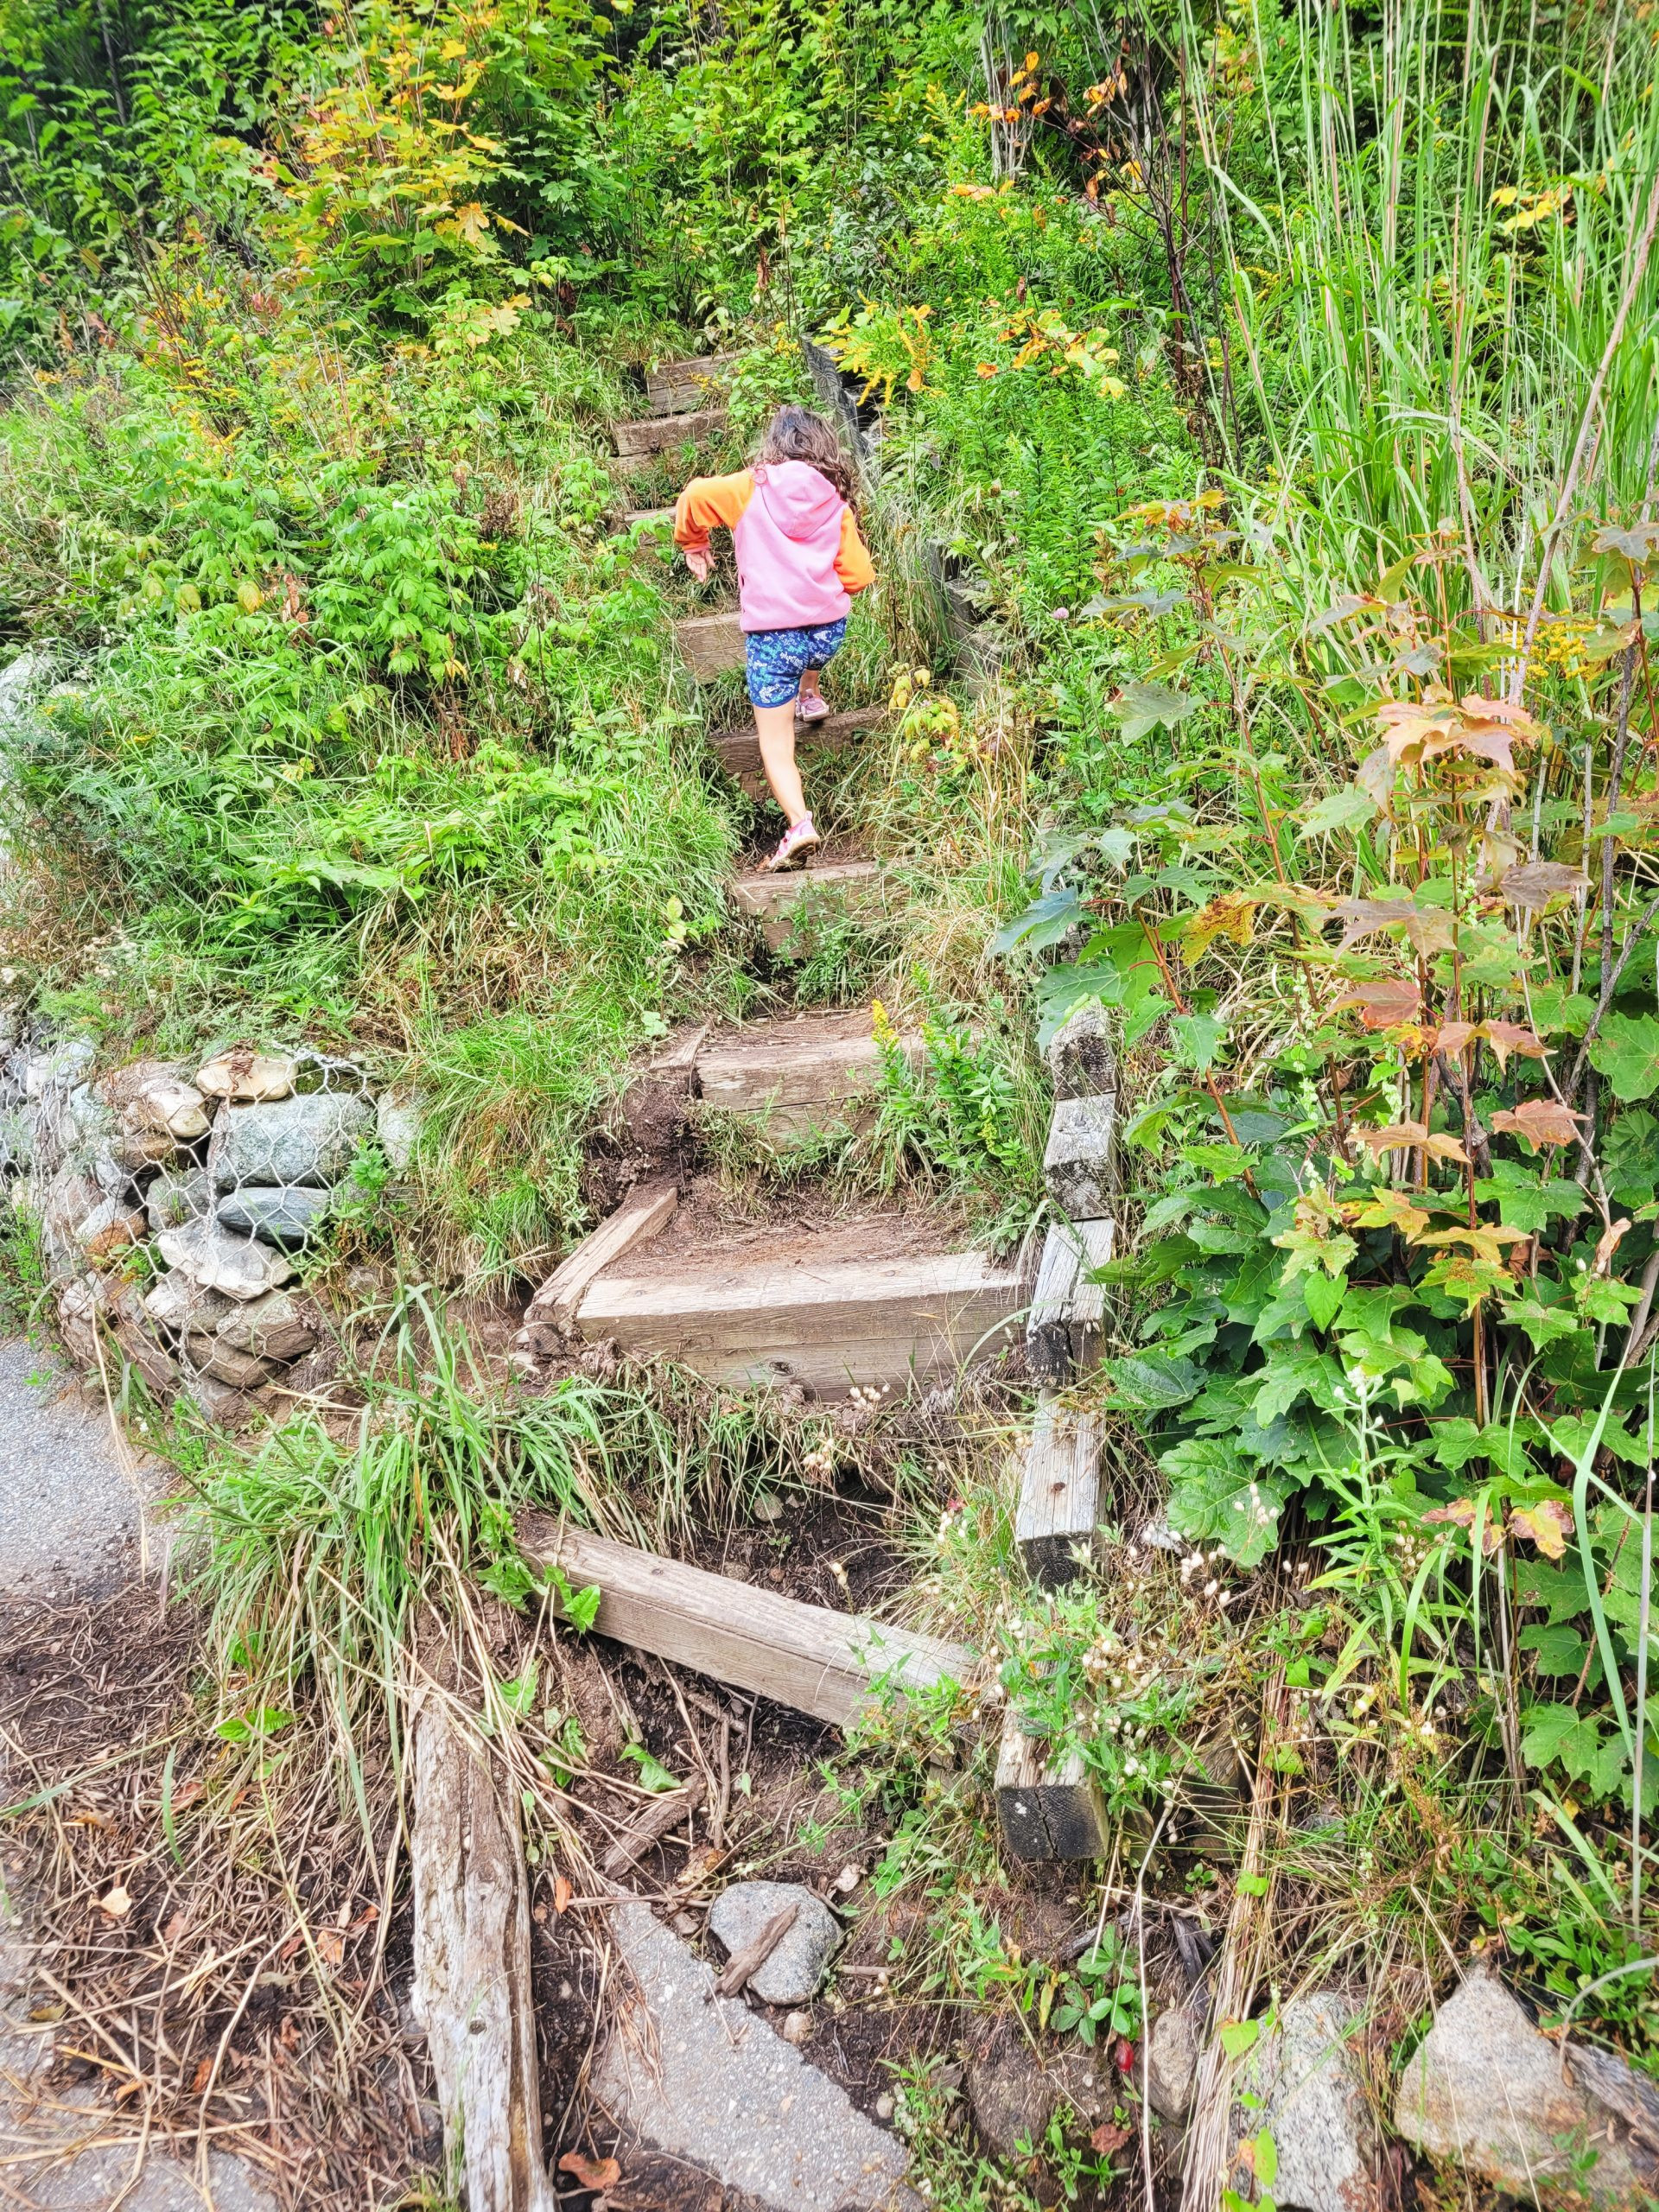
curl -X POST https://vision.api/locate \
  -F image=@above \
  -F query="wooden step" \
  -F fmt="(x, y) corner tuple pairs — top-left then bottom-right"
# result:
(517, 1516), (969, 1727)
(677, 609), (746, 681)
(613, 405), (728, 459)
(573, 1241), (1029, 1399)
(711, 705), (885, 799)
(645, 352), (742, 416)
(729, 859), (895, 952)
(696, 1010), (919, 1135)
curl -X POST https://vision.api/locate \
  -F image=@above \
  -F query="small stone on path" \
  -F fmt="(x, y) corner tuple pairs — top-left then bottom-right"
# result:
(595, 1900), (918, 2212)
(707, 1879), (843, 2005)
(1146, 2004), (1199, 2121)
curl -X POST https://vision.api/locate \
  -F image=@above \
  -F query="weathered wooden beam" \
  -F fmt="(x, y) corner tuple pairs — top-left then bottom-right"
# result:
(1027, 1217), (1115, 1387)
(645, 353), (741, 415)
(1045, 1001), (1118, 1102)
(995, 1718), (1108, 1862)
(514, 1177), (678, 1361)
(676, 609), (746, 680)
(710, 705), (885, 798)
(1043, 1093), (1116, 1219)
(517, 1516), (969, 1728)
(410, 1657), (556, 2212)
(729, 859), (896, 952)
(613, 404), (727, 458)
(573, 1243), (1028, 1399)
(1014, 1395), (1104, 1586)
(696, 1013), (919, 1135)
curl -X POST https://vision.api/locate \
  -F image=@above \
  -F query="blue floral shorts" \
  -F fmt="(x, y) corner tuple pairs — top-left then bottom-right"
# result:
(744, 618), (848, 709)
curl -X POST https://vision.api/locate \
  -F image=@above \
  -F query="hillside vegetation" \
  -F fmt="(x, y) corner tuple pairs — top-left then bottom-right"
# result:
(7, 0), (1659, 2204)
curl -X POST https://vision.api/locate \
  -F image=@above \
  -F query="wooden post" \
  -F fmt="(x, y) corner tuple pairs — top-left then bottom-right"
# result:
(995, 1719), (1108, 1861)
(1026, 1217), (1115, 1387)
(1014, 1397), (1104, 1586)
(410, 1643), (556, 2212)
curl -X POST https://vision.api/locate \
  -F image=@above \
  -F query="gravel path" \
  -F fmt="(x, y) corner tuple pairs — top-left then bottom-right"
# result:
(0, 1335), (277, 2209)
(0, 1337), (160, 1605)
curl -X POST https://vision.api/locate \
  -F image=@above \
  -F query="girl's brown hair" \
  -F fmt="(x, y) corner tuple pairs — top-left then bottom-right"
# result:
(756, 404), (860, 511)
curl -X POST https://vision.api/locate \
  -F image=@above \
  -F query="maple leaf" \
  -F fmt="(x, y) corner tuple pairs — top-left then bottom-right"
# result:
(1491, 1098), (1585, 1150)
(1092, 2120), (1134, 2156)
(1332, 977), (1421, 1030)
(1498, 861), (1582, 913)
(1332, 896), (1456, 957)
(1481, 1021), (1547, 1070)
(1422, 1497), (1503, 1553)
(1182, 894), (1258, 961)
(1356, 1121), (1469, 1165)
(559, 2152), (622, 2191)
(1510, 1500), (1572, 1560)
(1436, 1021), (1479, 1058)
(1345, 1183), (1434, 1240)
(1415, 1222), (1529, 1262)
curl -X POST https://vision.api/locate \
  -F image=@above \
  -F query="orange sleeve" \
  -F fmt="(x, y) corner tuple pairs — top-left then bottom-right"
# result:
(836, 508), (876, 594)
(673, 469), (753, 554)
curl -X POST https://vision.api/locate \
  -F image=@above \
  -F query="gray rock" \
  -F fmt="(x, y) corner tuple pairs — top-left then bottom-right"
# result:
(40, 1166), (103, 1279)
(965, 2015), (1104, 2158)
(1043, 1094), (1116, 1220)
(706, 1880), (844, 2006)
(147, 1166), (213, 1236)
(1396, 1967), (1659, 2209)
(213, 1287), (319, 1363)
(156, 1219), (296, 1301)
(184, 1332), (276, 1389)
(195, 1048), (296, 1103)
(595, 1900), (918, 2212)
(72, 1194), (147, 1265)
(1236, 1993), (1378, 2212)
(216, 1185), (332, 1248)
(0, 1107), (33, 1174)
(1046, 1001), (1118, 1101)
(143, 1273), (235, 1339)
(376, 1086), (424, 1173)
(24, 1039), (95, 1099)
(177, 1369), (251, 1425)
(211, 1091), (373, 1192)
(1146, 2004), (1199, 2122)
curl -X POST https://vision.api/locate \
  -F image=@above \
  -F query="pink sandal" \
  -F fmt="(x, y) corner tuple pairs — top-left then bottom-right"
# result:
(760, 816), (822, 873)
(796, 693), (832, 724)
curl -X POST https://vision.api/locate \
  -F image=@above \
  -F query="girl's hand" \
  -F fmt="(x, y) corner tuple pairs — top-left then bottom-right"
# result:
(683, 546), (714, 582)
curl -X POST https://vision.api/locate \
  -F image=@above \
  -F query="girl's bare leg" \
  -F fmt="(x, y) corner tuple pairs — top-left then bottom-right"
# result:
(754, 701), (810, 823)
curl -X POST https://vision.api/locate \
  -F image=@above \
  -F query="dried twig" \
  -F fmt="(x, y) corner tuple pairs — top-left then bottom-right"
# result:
(710, 1904), (799, 2000)
(601, 1780), (706, 1880)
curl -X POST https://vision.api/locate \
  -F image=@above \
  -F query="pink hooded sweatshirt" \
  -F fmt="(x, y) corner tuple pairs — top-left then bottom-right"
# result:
(673, 461), (875, 633)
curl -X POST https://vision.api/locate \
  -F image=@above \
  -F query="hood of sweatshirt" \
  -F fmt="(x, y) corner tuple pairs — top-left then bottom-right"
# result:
(753, 460), (843, 541)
